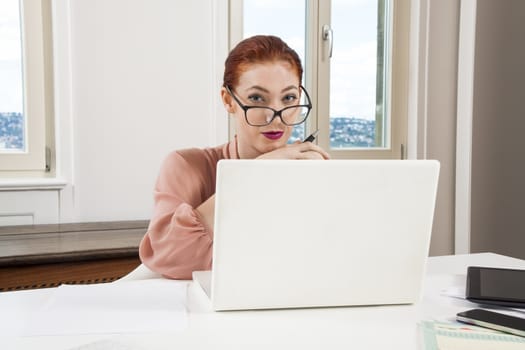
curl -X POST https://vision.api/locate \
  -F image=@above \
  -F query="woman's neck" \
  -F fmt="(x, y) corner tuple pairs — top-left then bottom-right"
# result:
(235, 136), (259, 160)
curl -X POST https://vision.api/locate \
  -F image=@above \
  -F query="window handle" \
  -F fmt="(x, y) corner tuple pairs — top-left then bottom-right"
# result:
(322, 24), (333, 58)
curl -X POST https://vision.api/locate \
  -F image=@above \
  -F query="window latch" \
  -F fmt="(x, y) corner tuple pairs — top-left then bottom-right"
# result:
(322, 24), (333, 59)
(45, 147), (51, 172)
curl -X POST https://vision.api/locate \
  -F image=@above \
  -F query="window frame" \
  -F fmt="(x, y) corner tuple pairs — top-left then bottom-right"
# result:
(229, 0), (409, 159)
(0, 0), (53, 174)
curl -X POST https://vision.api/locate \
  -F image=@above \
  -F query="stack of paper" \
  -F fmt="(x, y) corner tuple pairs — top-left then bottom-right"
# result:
(23, 279), (188, 336)
(419, 320), (525, 350)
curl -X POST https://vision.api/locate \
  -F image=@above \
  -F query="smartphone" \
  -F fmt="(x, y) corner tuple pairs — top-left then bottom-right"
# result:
(457, 308), (525, 337)
(466, 266), (525, 308)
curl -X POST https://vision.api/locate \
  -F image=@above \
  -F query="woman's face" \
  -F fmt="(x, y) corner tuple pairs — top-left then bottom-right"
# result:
(223, 61), (301, 159)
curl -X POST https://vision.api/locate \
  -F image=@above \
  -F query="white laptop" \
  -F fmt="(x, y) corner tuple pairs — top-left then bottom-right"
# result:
(193, 159), (440, 311)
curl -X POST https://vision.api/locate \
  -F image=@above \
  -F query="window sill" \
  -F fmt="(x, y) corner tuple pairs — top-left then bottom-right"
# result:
(0, 177), (68, 191)
(0, 220), (148, 266)
(0, 220), (148, 291)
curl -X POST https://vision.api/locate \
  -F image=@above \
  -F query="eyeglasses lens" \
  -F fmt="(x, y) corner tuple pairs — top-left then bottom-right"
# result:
(246, 106), (309, 126)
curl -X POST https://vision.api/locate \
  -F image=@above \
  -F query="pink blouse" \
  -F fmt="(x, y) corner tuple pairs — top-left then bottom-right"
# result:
(139, 140), (239, 279)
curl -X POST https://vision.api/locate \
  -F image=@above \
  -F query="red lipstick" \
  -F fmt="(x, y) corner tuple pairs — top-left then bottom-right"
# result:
(262, 131), (284, 140)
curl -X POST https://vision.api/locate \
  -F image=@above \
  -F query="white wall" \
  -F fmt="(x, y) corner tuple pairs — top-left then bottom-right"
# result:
(55, 0), (228, 222)
(6, 0), (508, 261)
(0, 190), (59, 225)
(3, 0), (461, 259)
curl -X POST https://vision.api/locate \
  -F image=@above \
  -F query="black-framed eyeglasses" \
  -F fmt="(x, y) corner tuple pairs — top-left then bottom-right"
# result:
(225, 85), (312, 127)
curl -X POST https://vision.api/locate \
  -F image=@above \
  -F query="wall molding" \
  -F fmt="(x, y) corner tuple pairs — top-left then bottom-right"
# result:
(455, 0), (477, 254)
(0, 178), (67, 191)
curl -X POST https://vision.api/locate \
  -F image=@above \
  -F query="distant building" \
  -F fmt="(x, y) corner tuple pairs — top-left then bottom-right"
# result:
(0, 113), (376, 151)
(290, 117), (375, 148)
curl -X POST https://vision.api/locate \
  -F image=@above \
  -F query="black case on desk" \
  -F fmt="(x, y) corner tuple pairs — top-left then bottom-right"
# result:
(466, 266), (525, 308)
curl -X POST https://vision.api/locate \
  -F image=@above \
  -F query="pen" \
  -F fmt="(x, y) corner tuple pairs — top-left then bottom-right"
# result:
(303, 129), (319, 143)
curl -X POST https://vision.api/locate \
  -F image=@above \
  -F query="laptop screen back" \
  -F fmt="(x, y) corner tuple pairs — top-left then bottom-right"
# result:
(210, 159), (440, 311)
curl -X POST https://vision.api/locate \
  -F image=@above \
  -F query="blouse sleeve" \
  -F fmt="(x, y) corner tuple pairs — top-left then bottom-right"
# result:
(139, 150), (215, 280)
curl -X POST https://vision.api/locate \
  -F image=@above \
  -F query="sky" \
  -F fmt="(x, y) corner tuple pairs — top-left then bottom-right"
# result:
(0, 0), (382, 119)
(0, 0), (23, 113)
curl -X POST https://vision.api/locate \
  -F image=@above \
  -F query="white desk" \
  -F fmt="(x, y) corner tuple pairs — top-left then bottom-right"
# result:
(2, 253), (524, 349)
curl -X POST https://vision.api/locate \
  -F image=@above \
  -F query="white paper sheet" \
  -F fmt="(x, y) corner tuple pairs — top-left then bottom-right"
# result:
(67, 338), (147, 350)
(440, 285), (466, 299)
(23, 279), (188, 336)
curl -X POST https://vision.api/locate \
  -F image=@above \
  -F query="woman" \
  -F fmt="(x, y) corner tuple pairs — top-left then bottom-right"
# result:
(139, 35), (330, 279)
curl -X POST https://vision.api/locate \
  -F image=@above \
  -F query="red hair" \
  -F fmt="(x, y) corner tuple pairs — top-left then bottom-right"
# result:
(223, 35), (303, 88)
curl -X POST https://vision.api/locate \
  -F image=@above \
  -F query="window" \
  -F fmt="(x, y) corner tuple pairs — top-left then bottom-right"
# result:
(231, 0), (408, 159)
(328, 0), (388, 149)
(0, 0), (53, 173)
(0, 0), (24, 152)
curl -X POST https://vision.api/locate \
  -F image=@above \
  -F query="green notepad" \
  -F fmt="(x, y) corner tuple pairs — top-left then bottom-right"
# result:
(419, 320), (525, 350)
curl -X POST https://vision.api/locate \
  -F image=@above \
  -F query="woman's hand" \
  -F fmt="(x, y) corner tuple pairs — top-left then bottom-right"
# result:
(257, 141), (330, 160)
